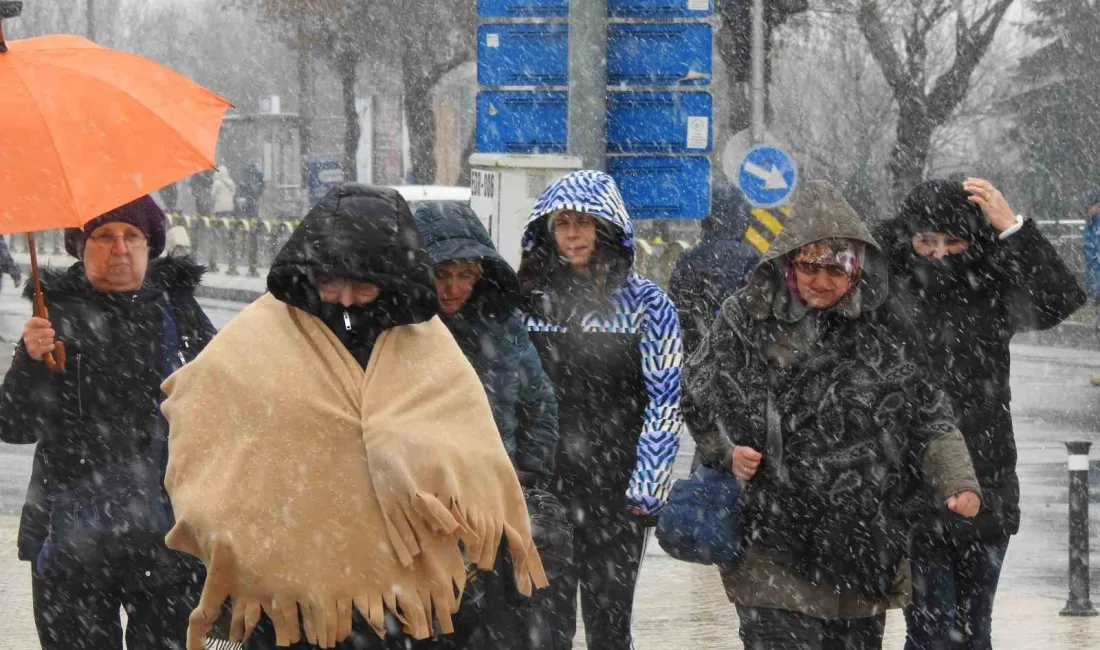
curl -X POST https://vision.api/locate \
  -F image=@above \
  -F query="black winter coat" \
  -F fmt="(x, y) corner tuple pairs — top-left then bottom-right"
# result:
(877, 216), (1086, 540)
(0, 257), (216, 561)
(668, 182), (760, 356)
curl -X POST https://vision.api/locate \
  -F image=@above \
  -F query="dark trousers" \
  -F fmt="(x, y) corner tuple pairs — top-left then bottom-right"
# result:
(244, 604), (463, 650)
(904, 534), (1010, 650)
(31, 564), (200, 650)
(545, 488), (646, 650)
(736, 605), (886, 650)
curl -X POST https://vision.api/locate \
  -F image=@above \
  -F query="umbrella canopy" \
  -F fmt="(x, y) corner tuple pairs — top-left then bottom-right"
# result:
(0, 33), (232, 233)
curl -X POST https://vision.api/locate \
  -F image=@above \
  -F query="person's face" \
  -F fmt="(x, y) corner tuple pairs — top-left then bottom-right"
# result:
(434, 261), (483, 316)
(792, 260), (853, 310)
(316, 277), (381, 307)
(911, 232), (970, 261)
(551, 210), (598, 268)
(1087, 204), (1100, 219)
(82, 223), (149, 292)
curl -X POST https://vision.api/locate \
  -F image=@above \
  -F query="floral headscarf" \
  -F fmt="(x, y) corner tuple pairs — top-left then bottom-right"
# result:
(785, 238), (866, 299)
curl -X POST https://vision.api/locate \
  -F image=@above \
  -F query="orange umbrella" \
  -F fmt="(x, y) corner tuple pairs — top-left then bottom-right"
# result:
(0, 3), (231, 371)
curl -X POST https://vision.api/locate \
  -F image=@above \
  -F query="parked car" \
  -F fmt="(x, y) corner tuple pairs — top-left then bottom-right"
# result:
(391, 185), (472, 214)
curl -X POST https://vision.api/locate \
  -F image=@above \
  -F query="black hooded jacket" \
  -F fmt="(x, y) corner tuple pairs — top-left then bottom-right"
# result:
(876, 180), (1086, 540)
(668, 183), (761, 355)
(414, 201), (558, 485)
(0, 256), (216, 561)
(266, 184), (439, 366)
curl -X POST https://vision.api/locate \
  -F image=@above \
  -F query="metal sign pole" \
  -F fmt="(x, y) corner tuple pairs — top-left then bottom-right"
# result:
(750, 0), (766, 145)
(568, 0), (608, 171)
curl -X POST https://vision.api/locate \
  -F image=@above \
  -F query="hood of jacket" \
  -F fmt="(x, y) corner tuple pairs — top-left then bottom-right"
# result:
(518, 170), (636, 292)
(743, 180), (888, 321)
(701, 181), (752, 243)
(27, 254), (206, 303)
(413, 200), (520, 319)
(266, 183), (439, 326)
(877, 179), (1000, 289)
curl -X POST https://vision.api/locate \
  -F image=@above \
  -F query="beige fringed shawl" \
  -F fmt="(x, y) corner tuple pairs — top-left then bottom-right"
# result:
(161, 294), (547, 649)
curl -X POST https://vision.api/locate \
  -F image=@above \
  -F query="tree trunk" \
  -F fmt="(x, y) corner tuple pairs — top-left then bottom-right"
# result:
(297, 25), (314, 191)
(337, 52), (360, 184)
(889, 97), (934, 199)
(404, 81), (436, 185)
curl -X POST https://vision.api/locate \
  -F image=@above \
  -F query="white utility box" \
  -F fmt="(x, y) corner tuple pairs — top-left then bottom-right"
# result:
(468, 153), (583, 270)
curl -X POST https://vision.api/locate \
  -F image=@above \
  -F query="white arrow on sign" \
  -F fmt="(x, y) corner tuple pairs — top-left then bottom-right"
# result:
(743, 161), (789, 190)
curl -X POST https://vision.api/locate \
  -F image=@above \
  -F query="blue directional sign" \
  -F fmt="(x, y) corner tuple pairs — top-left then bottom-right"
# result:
(477, 23), (710, 88)
(737, 145), (798, 208)
(608, 155), (711, 219)
(608, 23), (711, 86)
(477, 24), (568, 87)
(476, 91), (567, 154)
(609, 0), (712, 18)
(478, 0), (712, 18)
(477, 91), (712, 155)
(478, 0), (567, 17)
(607, 91), (712, 154)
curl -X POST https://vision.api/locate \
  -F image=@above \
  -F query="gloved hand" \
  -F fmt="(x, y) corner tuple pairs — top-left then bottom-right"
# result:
(625, 491), (665, 525)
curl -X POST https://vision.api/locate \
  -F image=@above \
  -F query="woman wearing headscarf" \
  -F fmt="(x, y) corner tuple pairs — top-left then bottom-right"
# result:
(160, 184), (547, 650)
(0, 196), (216, 650)
(683, 180), (982, 650)
(518, 170), (684, 650)
(875, 178), (1085, 650)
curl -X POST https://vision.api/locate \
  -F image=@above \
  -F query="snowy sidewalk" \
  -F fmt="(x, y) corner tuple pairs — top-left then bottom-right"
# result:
(0, 513), (1098, 649)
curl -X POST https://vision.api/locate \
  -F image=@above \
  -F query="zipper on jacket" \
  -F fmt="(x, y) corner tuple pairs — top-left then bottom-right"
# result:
(343, 311), (352, 331)
(178, 334), (190, 366)
(76, 354), (83, 418)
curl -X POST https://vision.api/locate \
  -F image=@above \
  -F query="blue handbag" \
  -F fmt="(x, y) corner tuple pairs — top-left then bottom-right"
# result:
(655, 465), (743, 569)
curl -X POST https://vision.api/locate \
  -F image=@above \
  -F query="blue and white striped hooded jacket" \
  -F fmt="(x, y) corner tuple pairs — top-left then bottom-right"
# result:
(519, 170), (684, 515)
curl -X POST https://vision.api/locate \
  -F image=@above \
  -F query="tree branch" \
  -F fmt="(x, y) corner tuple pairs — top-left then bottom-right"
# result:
(857, 0), (913, 99)
(925, 0), (1013, 123)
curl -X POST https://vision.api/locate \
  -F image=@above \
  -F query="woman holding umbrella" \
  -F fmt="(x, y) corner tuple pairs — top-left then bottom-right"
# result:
(0, 196), (218, 650)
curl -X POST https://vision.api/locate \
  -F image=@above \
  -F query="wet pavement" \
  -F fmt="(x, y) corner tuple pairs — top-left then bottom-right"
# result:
(0, 289), (1098, 648)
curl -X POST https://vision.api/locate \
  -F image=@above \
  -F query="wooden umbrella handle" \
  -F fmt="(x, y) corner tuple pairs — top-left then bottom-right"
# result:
(27, 232), (65, 373)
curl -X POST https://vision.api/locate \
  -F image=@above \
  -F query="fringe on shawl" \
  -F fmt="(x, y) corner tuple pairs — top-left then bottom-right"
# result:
(380, 491), (550, 600)
(181, 496), (548, 650)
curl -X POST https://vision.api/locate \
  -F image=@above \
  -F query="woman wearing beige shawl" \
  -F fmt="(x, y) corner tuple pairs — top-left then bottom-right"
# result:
(161, 184), (547, 650)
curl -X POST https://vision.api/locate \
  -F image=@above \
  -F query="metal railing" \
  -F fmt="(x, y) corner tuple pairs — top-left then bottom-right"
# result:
(8, 215), (301, 278)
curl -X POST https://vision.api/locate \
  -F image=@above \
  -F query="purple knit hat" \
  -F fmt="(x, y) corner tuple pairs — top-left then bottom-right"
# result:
(64, 195), (167, 259)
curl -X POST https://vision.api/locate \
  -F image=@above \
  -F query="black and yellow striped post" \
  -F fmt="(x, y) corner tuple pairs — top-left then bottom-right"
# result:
(744, 206), (791, 255)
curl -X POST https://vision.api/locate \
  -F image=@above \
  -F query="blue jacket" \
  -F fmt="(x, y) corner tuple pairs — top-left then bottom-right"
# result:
(1083, 217), (1100, 297)
(519, 170), (684, 517)
(414, 201), (559, 485)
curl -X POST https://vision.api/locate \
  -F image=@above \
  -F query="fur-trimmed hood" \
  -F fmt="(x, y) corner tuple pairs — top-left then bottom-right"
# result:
(24, 255), (206, 302)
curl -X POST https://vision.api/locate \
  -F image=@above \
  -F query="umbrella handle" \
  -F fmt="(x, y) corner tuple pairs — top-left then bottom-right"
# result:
(26, 232), (65, 374)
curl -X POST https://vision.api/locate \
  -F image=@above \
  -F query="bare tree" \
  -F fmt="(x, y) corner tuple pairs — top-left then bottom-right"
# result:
(850, 0), (1015, 196)
(772, 14), (897, 219)
(391, 1), (476, 185)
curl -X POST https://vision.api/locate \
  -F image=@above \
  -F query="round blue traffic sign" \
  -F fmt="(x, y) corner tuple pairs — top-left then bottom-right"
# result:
(737, 145), (798, 208)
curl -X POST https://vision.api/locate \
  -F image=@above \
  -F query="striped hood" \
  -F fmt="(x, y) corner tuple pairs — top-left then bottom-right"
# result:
(520, 171), (636, 286)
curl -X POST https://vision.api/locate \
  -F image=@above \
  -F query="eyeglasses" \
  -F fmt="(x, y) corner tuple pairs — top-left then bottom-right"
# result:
(792, 261), (849, 279)
(316, 277), (381, 301)
(87, 231), (147, 250)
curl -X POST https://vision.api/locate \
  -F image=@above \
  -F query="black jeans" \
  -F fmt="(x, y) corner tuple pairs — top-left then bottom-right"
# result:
(737, 605), (886, 650)
(904, 533), (1010, 650)
(545, 488), (646, 650)
(31, 564), (200, 650)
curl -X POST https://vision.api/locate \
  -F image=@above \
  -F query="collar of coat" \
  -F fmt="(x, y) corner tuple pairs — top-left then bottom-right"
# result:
(24, 255), (206, 302)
